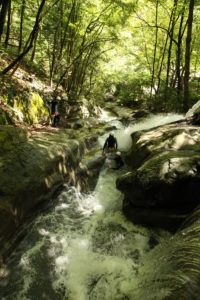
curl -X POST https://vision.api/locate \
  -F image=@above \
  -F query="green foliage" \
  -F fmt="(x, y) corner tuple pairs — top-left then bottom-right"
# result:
(0, 0), (199, 114)
(0, 111), (12, 125)
(151, 88), (184, 113)
(95, 0), (200, 112)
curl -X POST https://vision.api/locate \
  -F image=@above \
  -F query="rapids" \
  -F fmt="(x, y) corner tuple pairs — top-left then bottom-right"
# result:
(0, 113), (184, 300)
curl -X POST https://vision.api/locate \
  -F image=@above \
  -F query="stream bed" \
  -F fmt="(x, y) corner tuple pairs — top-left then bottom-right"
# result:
(0, 113), (184, 300)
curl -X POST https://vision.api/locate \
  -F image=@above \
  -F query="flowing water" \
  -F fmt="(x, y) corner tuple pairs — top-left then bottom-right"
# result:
(0, 113), (184, 300)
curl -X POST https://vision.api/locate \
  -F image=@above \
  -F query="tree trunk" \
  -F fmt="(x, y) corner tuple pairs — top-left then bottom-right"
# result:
(58, 1), (75, 62)
(78, 48), (93, 96)
(19, 0), (25, 53)
(156, 7), (174, 94)
(176, 0), (187, 94)
(50, 24), (59, 86)
(2, 0), (46, 75)
(0, 0), (9, 43)
(150, 0), (158, 99)
(165, 0), (178, 96)
(30, 28), (38, 62)
(4, 0), (11, 47)
(142, 27), (151, 74)
(183, 0), (194, 111)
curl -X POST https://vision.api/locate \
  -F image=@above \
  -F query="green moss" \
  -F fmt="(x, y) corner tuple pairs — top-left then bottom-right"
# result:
(12, 93), (49, 125)
(27, 92), (49, 124)
(0, 111), (13, 125)
(1, 95), (9, 104)
(0, 112), (8, 125)
(13, 97), (27, 113)
(0, 126), (29, 155)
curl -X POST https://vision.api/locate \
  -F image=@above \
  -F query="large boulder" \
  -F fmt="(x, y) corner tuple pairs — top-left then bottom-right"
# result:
(80, 151), (105, 189)
(104, 102), (135, 122)
(0, 122), (107, 264)
(0, 93), (49, 126)
(117, 123), (200, 229)
(0, 102), (24, 125)
(0, 126), (86, 259)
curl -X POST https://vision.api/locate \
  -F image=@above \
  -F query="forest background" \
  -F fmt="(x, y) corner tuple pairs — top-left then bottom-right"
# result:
(0, 0), (200, 123)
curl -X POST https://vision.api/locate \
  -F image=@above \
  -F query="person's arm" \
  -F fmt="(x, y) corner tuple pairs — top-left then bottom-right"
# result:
(103, 138), (109, 155)
(103, 139), (108, 150)
(115, 138), (118, 150)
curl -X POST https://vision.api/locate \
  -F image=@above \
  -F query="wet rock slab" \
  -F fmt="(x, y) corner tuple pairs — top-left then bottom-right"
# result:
(0, 125), (88, 261)
(117, 123), (200, 229)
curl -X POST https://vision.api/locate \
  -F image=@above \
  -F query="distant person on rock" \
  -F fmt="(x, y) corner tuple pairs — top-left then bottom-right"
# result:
(103, 132), (118, 154)
(50, 95), (61, 127)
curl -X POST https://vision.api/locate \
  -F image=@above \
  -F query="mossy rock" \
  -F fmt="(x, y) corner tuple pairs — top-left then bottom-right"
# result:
(27, 92), (49, 124)
(11, 92), (49, 125)
(0, 126), (29, 154)
(0, 103), (23, 125)
(0, 126), (88, 261)
(118, 150), (200, 210)
(118, 124), (200, 229)
(126, 124), (200, 169)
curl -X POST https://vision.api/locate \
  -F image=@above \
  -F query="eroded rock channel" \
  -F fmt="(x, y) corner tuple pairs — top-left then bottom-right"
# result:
(1, 112), (200, 300)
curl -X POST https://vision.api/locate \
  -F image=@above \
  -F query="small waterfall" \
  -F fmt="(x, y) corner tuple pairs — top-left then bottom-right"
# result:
(0, 171), (150, 300)
(99, 113), (185, 152)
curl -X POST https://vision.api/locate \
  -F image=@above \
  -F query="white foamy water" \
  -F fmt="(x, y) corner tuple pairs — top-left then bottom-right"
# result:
(99, 113), (185, 151)
(0, 113), (182, 300)
(0, 170), (149, 300)
(99, 109), (122, 129)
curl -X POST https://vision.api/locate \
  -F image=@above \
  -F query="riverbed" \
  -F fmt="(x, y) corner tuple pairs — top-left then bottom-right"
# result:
(0, 113), (184, 300)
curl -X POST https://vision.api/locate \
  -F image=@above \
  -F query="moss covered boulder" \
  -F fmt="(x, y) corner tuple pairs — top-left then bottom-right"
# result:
(26, 92), (49, 124)
(0, 102), (24, 125)
(0, 92), (49, 126)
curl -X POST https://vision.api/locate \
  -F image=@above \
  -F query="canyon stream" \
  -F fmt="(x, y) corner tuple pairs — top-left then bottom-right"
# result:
(0, 113), (184, 300)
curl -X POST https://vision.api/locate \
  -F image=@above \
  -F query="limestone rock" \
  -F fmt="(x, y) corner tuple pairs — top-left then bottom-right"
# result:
(0, 102), (24, 125)
(0, 126), (85, 258)
(117, 123), (200, 229)
(132, 110), (149, 119)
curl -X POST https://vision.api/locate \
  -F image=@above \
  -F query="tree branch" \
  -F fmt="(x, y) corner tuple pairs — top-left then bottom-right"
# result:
(1, 0), (46, 75)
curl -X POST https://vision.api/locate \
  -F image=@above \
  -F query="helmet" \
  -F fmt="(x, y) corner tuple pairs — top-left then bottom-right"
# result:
(56, 96), (61, 101)
(116, 151), (121, 156)
(109, 131), (114, 136)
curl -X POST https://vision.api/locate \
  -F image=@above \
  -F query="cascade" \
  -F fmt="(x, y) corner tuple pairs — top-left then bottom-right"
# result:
(0, 113), (184, 300)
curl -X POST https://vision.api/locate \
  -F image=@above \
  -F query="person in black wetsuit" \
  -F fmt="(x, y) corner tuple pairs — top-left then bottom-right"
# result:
(103, 132), (118, 154)
(50, 96), (61, 127)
